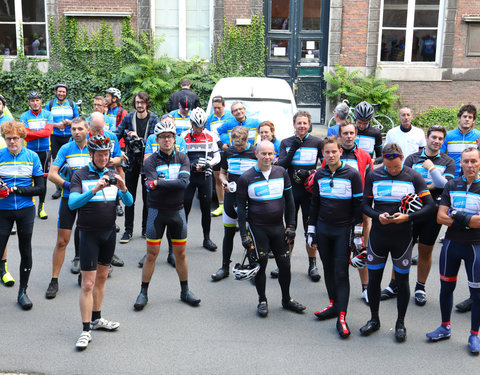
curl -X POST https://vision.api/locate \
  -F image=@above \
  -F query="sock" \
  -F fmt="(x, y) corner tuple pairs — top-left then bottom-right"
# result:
(141, 282), (149, 294)
(83, 322), (91, 332)
(218, 202), (223, 206)
(442, 321), (451, 328)
(362, 284), (368, 292)
(308, 257), (316, 267)
(51, 277), (58, 284)
(415, 281), (425, 292)
(180, 280), (188, 294)
(0, 259), (6, 269)
(91, 311), (101, 322)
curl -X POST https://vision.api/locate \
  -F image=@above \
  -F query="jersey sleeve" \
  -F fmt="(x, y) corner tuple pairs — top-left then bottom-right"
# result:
(363, 170), (374, 198)
(351, 169), (363, 198)
(220, 150), (228, 170)
(143, 154), (157, 181)
(32, 152), (44, 177)
(413, 169), (430, 196)
(444, 155), (456, 179)
(236, 173), (249, 200)
(282, 167), (292, 190)
(69, 168), (83, 194)
(178, 152), (190, 176)
(109, 133), (122, 158)
(403, 154), (414, 168)
(145, 135), (155, 154)
(73, 102), (79, 118)
(439, 180), (452, 207)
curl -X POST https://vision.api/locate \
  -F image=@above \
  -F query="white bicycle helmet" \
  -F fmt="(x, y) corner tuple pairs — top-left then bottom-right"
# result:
(105, 87), (121, 100)
(154, 120), (176, 136)
(190, 107), (208, 128)
(232, 262), (260, 281)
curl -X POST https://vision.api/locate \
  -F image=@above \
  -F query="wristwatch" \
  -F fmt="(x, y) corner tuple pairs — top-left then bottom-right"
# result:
(450, 210), (457, 219)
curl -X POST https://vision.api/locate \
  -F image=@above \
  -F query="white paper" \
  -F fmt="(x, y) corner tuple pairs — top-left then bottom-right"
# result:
(306, 41), (316, 50)
(273, 47), (286, 56)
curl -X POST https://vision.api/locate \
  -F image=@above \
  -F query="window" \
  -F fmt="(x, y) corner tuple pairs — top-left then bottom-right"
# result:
(154, 0), (211, 59)
(379, 0), (443, 63)
(0, 0), (48, 56)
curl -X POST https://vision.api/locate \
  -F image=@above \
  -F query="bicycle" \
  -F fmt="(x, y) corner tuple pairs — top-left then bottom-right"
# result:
(327, 100), (395, 131)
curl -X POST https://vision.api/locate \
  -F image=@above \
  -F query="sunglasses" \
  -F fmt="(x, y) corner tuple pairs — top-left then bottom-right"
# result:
(383, 153), (401, 160)
(161, 114), (174, 119)
(212, 96), (223, 103)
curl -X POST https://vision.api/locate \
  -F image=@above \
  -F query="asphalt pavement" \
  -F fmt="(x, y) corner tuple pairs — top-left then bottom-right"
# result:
(1, 176), (479, 374)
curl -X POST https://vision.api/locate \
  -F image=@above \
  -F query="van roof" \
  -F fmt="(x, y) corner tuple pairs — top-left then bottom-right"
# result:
(211, 77), (294, 102)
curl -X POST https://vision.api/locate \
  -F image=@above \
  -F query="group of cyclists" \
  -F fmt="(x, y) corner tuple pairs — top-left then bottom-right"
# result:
(0, 83), (479, 354)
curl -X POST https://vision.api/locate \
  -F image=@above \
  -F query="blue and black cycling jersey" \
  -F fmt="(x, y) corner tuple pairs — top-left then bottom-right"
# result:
(355, 125), (382, 161)
(220, 144), (257, 183)
(440, 128), (480, 177)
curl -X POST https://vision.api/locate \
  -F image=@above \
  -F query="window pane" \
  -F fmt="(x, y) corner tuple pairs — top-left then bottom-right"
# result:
(271, 0), (290, 30)
(157, 27), (179, 58)
(301, 40), (320, 60)
(186, 0), (210, 59)
(270, 40), (288, 58)
(414, 9), (439, 27)
(155, 1), (179, 58)
(380, 29), (406, 61)
(23, 25), (47, 56)
(22, 0), (45, 22)
(416, 0), (440, 5)
(0, 24), (17, 55)
(303, 0), (321, 30)
(186, 29), (209, 59)
(383, 0), (408, 27)
(0, 0), (15, 22)
(411, 30), (437, 61)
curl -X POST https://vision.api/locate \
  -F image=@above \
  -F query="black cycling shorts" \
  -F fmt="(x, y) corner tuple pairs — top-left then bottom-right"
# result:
(146, 208), (187, 246)
(412, 209), (442, 246)
(57, 197), (77, 230)
(79, 229), (116, 271)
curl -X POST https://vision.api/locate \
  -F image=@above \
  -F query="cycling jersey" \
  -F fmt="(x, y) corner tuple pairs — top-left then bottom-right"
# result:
(237, 165), (294, 226)
(440, 128), (480, 177)
(385, 125), (426, 157)
(0, 114), (13, 125)
(363, 165), (433, 233)
(144, 134), (187, 154)
(355, 125), (382, 159)
(20, 109), (54, 152)
(52, 141), (90, 198)
(168, 109), (191, 135)
(181, 129), (220, 169)
(106, 105), (128, 131)
(404, 149), (455, 201)
(220, 144), (257, 183)
(0, 147), (44, 210)
(279, 134), (322, 177)
(216, 117), (261, 146)
(440, 176), (480, 245)
(143, 150), (190, 211)
(308, 162), (363, 226)
(45, 98), (79, 137)
(206, 112), (234, 133)
(327, 124), (340, 137)
(69, 163), (133, 231)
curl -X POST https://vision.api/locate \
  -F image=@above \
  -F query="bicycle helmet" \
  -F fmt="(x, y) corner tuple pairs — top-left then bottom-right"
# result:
(154, 120), (176, 136)
(354, 101), (375, 122)
(87, 134), (112, 153)
(105, 87), (121, 100)
(27, 91), (42, 100)
(0, 94), (6, 105)
(399, 193), (423, 214)
(54, 82), (68, 91)
(190, 107), (208, 128)
(232, 262), (260, 281)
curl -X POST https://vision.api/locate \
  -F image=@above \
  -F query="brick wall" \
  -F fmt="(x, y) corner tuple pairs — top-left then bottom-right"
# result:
(452, 0), (480, 68)
(394, 80), (480, 114)
(338, 0), (369, 66)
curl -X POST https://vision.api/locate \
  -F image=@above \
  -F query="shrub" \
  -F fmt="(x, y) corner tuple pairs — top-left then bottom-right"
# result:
(412, 106), (459, 131)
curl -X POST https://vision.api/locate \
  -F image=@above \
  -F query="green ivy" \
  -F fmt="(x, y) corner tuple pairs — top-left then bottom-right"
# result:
(412, 106), (459, 131)
(212, 15), (267, 77)
(323, 63), (399, 115)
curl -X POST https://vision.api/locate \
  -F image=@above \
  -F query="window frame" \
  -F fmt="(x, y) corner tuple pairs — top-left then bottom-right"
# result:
(377, 0), (445, 66)
(151, 0), (214, 60)
(0, 0), (49, 58)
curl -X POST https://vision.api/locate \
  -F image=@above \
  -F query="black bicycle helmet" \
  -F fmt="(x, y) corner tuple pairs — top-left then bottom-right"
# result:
(354, 101), (375, 122)
(27, 91), (42, 100)
(54, 82), (69, 91)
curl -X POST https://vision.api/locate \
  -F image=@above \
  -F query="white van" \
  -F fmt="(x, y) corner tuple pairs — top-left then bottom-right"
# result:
(206, 77), (297, 141)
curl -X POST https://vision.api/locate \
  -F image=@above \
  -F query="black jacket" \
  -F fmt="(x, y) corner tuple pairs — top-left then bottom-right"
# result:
(166, 88), (201, 112)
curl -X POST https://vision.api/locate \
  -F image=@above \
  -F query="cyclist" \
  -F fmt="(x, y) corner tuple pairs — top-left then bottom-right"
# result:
(45, 82), (79, 200)
(69, 134), (133, 350)
(134, 120), (200, 310)
(321, 122), (373, 303)
(0, 94), (13, 124)
(354, 101), (383, 164)
(45, 117), (91, 299)
(258, 121), (280, 161)
(207, 95), (234, 217)
(277, 110), (323, 282)
(19, 91), (54, 220)
(440, 104), (478, 313)
(308, 136), (363, 338)
(181, 107), (220, 251)
(105, 87), (128, 133)
(402, 125), (455, 306)
(360, 143), (434, 342)
(89, 96), (116, 132)
(166, 78), (201, 113)
(115, 92), (159, 243)
(385, 107), (425, 158)
(237, 140), (306, 317)
(426, 147), (480, 353)
(216, 101), (260, 148)
(327, 102), (350, 137)
(211, 126), (257, 281)
(169, 96), (192, 135)
(0, 120), (45, 310)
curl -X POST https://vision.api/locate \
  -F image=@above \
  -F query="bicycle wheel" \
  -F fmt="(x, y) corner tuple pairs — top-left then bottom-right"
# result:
(372, 115), (395, 131)
(327, 116), (336, 128)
